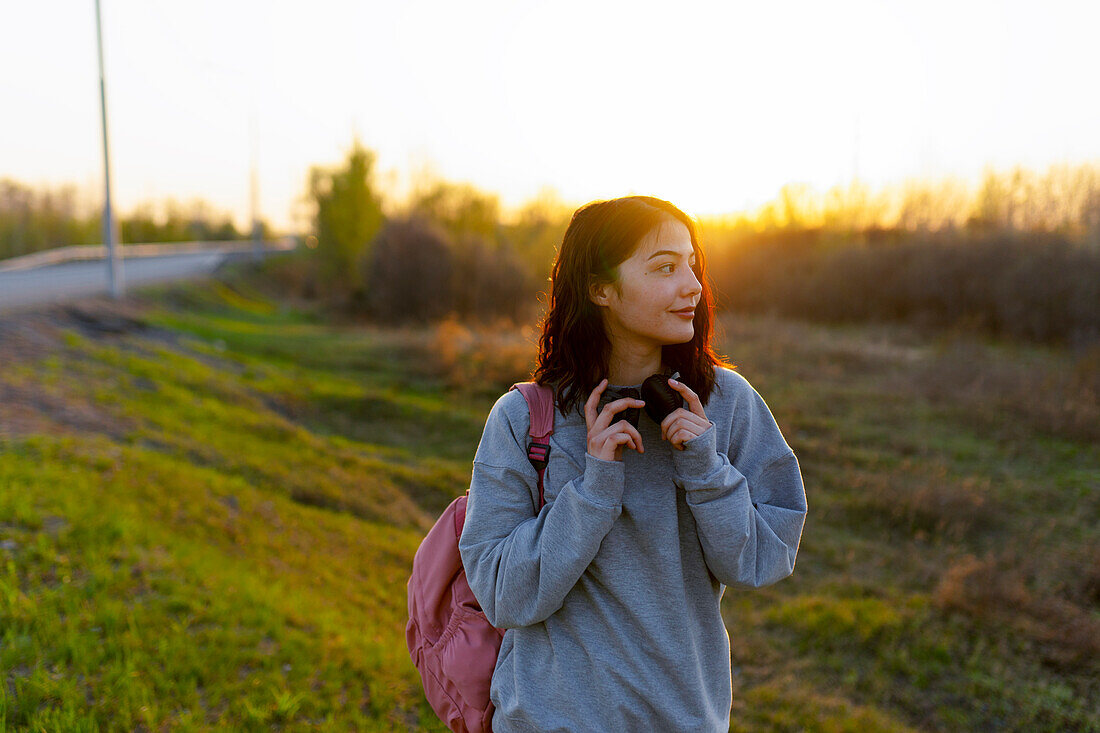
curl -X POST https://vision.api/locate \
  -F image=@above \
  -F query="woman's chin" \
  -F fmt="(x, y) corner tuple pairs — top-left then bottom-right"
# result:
(661, 326), (695, 345)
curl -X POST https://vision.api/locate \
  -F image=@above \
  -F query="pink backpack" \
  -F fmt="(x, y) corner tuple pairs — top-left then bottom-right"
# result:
(406, 381), (554, 733)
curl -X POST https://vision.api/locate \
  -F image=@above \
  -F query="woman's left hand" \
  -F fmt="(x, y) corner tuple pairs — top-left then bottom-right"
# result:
(660, 378), (713, 450)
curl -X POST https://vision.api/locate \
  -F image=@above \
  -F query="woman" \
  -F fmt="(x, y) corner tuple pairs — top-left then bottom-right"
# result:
(458, 195), (807, 732)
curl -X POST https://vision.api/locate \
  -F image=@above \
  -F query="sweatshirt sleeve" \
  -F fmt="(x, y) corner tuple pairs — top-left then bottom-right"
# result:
(458, 391), (626, 629)
(671, 380), (807, 589)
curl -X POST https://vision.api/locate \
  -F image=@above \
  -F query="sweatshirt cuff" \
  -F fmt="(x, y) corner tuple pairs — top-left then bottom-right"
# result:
(579, 452), (626, 508)
(670, 422), (725, 490)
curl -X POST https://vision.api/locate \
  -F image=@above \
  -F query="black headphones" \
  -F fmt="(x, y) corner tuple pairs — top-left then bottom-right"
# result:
(599, 371), (684, 428)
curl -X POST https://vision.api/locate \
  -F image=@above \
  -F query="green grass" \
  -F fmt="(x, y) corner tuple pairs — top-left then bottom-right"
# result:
(1, 264), (1097, 731)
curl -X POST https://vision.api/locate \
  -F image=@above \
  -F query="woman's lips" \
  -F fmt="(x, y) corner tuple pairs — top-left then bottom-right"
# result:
(673, 309), (695, 319)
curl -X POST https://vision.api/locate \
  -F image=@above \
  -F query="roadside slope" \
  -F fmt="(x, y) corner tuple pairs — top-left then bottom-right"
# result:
(0, 284), (472, 730)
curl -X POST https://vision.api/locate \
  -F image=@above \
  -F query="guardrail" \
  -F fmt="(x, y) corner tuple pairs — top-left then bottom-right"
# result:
(0, 238), (298, 273)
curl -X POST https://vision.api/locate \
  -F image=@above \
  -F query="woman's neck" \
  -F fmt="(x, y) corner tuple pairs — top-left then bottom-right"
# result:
(607, 345), (663, 387)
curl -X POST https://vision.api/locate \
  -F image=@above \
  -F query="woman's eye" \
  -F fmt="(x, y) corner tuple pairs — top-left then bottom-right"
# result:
(658, 260), (696, 274)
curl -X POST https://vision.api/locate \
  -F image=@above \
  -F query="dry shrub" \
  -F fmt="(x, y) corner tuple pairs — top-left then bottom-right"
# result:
(713, 230), (1100, 348)
(845, 462), (999, 541)
(934, 544), (1100, 670)
(359, 217), (537, 325)
(429, 315), (538, 394)
(254, 249), (321, 301)
(448, 236), (534, 323)
(363, 218), (454, 323)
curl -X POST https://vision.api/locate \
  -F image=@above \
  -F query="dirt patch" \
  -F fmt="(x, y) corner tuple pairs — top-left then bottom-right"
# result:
(0, 295), (153, 354)
(0, 292), (298, 446)
(0, 310), (70, 363)
(0, 295), (159, 441)
(0, 381), (131, 442)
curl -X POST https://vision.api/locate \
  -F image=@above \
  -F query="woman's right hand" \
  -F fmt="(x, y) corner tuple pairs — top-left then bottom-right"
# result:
(584, 379), (646, 462)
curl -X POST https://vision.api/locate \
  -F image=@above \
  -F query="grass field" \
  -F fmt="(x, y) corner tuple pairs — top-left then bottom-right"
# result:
(1, 262), (1098, 731)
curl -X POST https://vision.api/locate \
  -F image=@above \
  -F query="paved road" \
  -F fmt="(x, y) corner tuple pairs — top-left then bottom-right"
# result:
(0, 250), (246, 312)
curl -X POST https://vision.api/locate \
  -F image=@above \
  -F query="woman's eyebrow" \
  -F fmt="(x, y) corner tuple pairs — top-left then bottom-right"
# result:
(646, 249), (696, 261)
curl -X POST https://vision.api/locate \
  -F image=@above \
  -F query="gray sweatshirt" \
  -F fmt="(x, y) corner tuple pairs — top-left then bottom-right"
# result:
(458, 366), (807, 732)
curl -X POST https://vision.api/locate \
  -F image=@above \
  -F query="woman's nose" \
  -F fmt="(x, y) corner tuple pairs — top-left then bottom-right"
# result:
(681, 267), (702, 296)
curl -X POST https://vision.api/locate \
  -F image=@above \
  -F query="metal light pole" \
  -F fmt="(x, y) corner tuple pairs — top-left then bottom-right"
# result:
(95, 0), (123, 297)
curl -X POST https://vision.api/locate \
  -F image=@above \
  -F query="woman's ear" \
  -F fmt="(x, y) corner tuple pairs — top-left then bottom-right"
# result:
(588, 277), (610, 307)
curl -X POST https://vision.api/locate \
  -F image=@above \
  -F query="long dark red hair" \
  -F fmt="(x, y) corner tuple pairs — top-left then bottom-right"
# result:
(532, 195), (733, 417)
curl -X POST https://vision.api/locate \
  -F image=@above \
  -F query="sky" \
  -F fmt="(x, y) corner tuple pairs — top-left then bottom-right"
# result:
(2, 0), (1099, 232)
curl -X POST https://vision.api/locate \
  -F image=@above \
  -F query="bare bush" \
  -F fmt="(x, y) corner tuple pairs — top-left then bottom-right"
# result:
(715, 231), (1100, 347)
(363, 218), (454, 323)
(360, 217), (536, 325)
(449, 236), (533, 323)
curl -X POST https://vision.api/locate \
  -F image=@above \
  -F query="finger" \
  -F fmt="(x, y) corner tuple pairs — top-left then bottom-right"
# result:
(624, 422), (644, 453)
(665, 415), (710, 446)
(669, 378), (706, 419)
(681, 412), (711, 432)
(671, 427), (697, 448)
(610, 432), (634, 449)
(595, 397), (645, 433)
(661, 413), (678, 442)
(661, 409), (709, 441)
(661, 412), (683, 441)
(599, 421), (644, 454)
(663, 416), (688, 443)
(661, 410), (682, 439)
(606, 431), (638, 459)
(585, 379), (608, 431)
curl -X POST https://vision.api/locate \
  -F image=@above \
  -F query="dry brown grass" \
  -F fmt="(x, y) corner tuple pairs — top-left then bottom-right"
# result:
(903, 335), (1100, 444)
(716, 308), (1100, 445)
(428, 314), (539, 393)
(843, 461), (1001, 542)
(934, 541), (1100, 671)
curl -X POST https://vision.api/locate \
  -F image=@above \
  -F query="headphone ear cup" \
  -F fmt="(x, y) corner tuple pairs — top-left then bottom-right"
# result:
(641, 373), (683, 425)
(599, 388), (642, 428)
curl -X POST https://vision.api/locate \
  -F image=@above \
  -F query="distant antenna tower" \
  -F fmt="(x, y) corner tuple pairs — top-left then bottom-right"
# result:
(250, 107), (261, 260)
(853, 112), (860, 184)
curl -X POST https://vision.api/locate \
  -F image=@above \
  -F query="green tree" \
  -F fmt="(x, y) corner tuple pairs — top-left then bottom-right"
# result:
(307, 139), (386, 295)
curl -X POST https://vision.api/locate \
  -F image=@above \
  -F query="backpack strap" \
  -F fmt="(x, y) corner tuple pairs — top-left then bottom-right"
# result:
(509, 381), (555, 509)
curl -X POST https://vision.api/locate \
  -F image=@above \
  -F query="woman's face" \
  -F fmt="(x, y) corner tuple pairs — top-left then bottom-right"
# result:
(590, 217), (702, 353)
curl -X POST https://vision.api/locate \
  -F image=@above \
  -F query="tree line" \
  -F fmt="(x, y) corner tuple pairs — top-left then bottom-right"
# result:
(0, 179), (263, 260)
(296, 143), (1098, 346)
(7, 146), (1098, 346)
